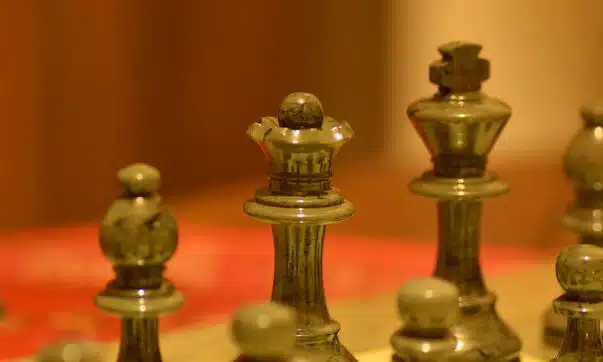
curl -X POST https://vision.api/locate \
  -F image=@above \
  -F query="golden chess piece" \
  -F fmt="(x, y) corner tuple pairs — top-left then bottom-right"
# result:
(231, 302), (301, 362)
(95, 163), (183, 362)
(407, 41), (521, 361)
(391, 277), (459, 362)
(543, 101), (603, 348)
(35, 341), (102, 362)
(553, 244), (603, 361)
(244, 93), (356, 362)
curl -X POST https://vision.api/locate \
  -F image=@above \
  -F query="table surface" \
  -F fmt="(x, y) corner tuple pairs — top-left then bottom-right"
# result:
(0, 223), (561, 362)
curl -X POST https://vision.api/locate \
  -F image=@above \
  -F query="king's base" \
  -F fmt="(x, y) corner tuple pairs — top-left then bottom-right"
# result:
(449, 305), (522, 362)
(296, 336), (358, 362)
(356, 347), (543, 362)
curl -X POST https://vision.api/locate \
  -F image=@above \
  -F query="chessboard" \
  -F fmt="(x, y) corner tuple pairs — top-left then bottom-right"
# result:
(0, 221), (559, 362)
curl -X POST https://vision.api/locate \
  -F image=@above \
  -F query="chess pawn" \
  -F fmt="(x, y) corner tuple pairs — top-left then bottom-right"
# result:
(232, 302), (302, 362)
(35, 341), (102, 362)
(406, 41), (521, 361)
(543, 100), (603, 348)
(244, 93), (356, 362)
(390, 277), (459, 362)
(95, 163), (184, 362)
(553, 244), (603, 361)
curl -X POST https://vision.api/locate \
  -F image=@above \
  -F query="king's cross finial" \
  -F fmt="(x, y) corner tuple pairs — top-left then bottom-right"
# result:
(429, 41), (490, 93)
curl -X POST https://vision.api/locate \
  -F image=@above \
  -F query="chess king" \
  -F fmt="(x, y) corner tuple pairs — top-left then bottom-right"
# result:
(244, 93), (356, 362)
(406, 41), (522, 361)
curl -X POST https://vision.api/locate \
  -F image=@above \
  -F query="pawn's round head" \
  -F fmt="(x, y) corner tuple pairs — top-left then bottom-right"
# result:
(35, 341), (101, 362)
(556, 244), (603, 297)
(231, 302), (296, 357)
(117, 163), (161, 196)
(277, 92), (324, 130)
(563, 100), (603, 186)
(397, 277), (459, 331)
(100, 162), (178, 268)
(581, 101), (603, 128)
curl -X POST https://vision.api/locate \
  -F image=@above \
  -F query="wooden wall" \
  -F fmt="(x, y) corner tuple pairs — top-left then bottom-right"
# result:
(0, 1), (388, 230)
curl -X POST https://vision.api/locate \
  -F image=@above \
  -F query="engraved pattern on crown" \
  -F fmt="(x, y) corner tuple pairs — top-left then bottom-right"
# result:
(247, 93), (353, 196)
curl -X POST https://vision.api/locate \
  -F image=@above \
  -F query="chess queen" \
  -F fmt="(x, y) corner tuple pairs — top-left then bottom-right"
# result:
(244, 92), (356, 362)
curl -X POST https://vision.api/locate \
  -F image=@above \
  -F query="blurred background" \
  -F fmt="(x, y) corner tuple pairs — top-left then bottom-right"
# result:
(0, 0), (602, 247)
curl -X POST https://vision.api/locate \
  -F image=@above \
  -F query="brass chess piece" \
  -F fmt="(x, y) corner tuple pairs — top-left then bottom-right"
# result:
(36, 341), (102, 362)
(231, 302), (300, 362)
(95, 163), (184, 362)
(407, 41), (522, 361)
(543, 101), (603, 348)
(244, 92), (356, 362)
(390, 277), (459, 362)
(553, 244), (603, 361)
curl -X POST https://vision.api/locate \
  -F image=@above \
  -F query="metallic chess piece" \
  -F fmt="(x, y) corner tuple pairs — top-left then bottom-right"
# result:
(543, 100), (603, 348)
(390, 277), (459, 362)
(244, 92), (356, 362)
(36, 341), (102, 362)
(553, 244), (603, 361)
(95, 163), (184, 362)
(407, 42), (522, 361)
(231, 302), (300, 362)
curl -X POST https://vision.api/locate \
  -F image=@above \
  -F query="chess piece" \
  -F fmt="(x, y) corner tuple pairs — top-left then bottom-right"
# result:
(95, 163), (183, 362)
(35, 341), (102, 362)
(391, 277), (459, 362)
(244, 92), (356, 362)
(543, 100), (603, 348)
(553, 244), (603, 361)
(407, 41), (522, 361)
(232, 302), (299, 362)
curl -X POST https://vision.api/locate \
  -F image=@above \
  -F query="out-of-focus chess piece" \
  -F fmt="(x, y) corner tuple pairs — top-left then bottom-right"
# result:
(232, 302), (301, 362)
(406, 41), (521, 361)
(553, 244), (603, 361)
(543, 100), (603, 348)
(390, 277), (459, 362)
(95, 163), (184, 362)
(244, 93), (356, 362)
(35, 341), (102, 362)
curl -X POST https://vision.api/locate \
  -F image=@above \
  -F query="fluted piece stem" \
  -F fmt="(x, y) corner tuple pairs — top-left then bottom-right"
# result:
(435, 200), (486, 296)
(271, 223), (336, 339)
(118, 317), (162, 362)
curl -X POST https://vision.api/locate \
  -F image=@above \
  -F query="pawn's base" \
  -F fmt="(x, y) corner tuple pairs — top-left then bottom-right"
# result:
(357, 347), (540, 362)
(542, 306), (565, 349)
(296, 336), (358, 362)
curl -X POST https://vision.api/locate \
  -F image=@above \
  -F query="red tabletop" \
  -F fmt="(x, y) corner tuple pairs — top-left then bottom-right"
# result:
(0, 222), (555, 359)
